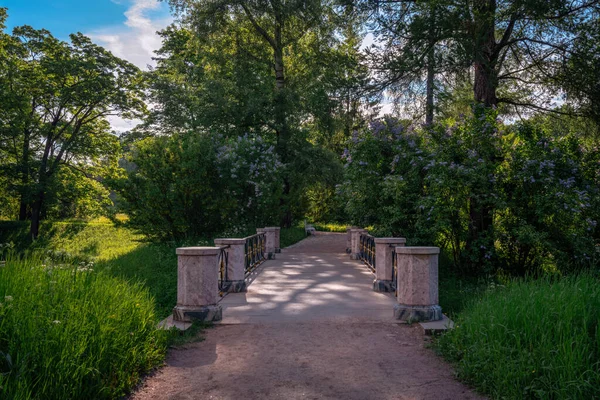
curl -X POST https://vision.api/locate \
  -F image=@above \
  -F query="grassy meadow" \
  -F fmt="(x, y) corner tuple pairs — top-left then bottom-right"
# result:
(0, 219), (309, 399)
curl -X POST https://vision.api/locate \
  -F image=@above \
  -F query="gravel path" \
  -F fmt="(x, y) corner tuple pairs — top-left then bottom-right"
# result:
(132, 233), (484, 400)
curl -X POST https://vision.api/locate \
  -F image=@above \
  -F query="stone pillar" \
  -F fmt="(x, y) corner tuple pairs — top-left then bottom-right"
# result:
(346, 226), (358, 253)
(373, 238), (406, 292)
(173, 247), (223, 322)
(393, 247), (442, 322)
(258, 227), (280, 258)
(350, 228), (368, 260)
(214, 238), (247, 292)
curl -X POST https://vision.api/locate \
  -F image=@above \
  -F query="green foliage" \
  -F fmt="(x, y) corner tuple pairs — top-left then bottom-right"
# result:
(311, 222), (348, 233)
(114, 132), (283, 240)
(279, 226), (307, 248)
(437, 274), (600, 399)
(340, 117), (430, 242)
(340, 111), (600, 275)
(0, 254), (167, 399)
(0, 220), (143, 261)
(0, 11), (144, 236)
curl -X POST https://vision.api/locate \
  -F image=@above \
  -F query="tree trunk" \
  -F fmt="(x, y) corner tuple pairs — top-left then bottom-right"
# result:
(425, 7), (436, 125)
(472, 0), (498, 107)
(29, 190), (44, 240)
(466, 0), (498, 269)
(18, 130), (31, 220)
(425, 46), (435, 125)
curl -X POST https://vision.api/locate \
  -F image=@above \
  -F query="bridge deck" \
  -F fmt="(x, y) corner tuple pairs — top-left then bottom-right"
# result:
(219, 232), (395, 324)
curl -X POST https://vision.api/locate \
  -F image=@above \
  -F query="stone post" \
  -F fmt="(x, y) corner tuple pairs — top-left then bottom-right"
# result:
(372, 238), (406, 292)
(173, 247), (223, 322)
(257, 227), (280, 258)
(350, 228), (368, 260)
(346, 226), (358, 253)
(214, 238), (247, 293)
(393, 247), (442, 322)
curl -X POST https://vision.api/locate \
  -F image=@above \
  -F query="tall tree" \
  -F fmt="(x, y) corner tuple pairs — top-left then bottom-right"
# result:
(159, 0), (357, 226)
(0, 20), (145, 238)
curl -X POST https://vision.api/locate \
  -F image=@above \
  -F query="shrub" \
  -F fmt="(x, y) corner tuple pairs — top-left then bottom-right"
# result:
(437, 274), (600, 399)
(114, 132), (283, 240)
(0, 254), (167, 399)
(339, 111), (600, 275)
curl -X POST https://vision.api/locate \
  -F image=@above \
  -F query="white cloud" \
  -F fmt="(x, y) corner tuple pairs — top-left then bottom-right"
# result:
(107, 115), (143, 133)
(89, 0), (171, 70)
(88, 0), (172, 131)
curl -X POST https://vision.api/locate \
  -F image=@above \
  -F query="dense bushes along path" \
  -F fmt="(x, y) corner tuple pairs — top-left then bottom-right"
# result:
(132, 233), (482, 400)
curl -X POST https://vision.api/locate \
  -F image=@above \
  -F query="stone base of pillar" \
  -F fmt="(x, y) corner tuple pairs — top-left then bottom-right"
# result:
(373, 279), (395, 293)
(173, 304), (222, 323)
(267, 252), (276, 260)
(393, 304), (442, 322)
(351, 253), (361, 260)
(221, 280), (247, 293)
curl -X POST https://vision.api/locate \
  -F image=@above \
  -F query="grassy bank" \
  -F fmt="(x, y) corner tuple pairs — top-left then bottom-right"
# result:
(437, 274), (600, 399)
(0, 218), (143, 261)
(0, 221), (309, 319)
(0, 255), (167, 399)
(0, 220), (309, 398)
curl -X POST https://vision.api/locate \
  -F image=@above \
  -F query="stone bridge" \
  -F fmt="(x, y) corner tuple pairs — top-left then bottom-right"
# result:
(140, 230), (480, 400)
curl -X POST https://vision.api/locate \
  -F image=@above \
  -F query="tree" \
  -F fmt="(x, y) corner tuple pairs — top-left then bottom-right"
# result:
(558, 16), (600, 127)
(162, 0), (353, 226)
(0, 17), (146, 238)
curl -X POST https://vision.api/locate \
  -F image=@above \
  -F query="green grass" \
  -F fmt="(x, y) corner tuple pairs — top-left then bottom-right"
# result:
(312, 222), (349, 233)
(0, 219), (143, 261)
(438, 273), (488, 317)
(280, 226), (308, 248)
(436, 274), (600, 399)
(0, 221), (309, 320)
(0, 254), (168, 400)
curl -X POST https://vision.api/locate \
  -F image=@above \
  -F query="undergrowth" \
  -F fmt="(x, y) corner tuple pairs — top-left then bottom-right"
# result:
(0, 254), (168, 399)
(437, 274), (600, 399)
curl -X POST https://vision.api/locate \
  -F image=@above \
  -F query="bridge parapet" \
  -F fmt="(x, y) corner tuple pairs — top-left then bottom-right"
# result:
(349, 228), (442, 322)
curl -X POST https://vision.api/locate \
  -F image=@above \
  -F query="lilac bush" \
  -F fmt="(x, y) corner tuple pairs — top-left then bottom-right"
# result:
(340, 110), (600, 275)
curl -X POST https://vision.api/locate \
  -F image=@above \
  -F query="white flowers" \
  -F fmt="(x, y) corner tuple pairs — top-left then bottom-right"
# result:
(4, 295), (13, 302)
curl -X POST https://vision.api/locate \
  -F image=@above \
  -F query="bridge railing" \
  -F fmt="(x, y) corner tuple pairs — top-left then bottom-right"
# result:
(217, 245), (230, 296)
(348, 226), (443, 322)
(172, 226), (280, 324)
(359, 232), (376, 272)
(244, 232), (266, 276)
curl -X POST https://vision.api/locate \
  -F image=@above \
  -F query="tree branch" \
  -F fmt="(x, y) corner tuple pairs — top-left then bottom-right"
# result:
(239, 3), (277, 49)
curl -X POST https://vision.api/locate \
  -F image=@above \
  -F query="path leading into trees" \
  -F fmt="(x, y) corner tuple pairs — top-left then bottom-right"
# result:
(132, 233), (483, 400)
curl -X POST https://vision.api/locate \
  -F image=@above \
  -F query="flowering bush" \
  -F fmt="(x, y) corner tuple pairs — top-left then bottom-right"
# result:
(340, 110), (600, 275)
(114, 132), (283, 239)
(339, 117), (430, 242)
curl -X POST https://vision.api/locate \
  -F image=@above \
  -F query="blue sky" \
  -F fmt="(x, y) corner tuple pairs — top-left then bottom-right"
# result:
(3, 0), (128, 38)
(1, 0), (172, 68)
(2, 0), (172, 131)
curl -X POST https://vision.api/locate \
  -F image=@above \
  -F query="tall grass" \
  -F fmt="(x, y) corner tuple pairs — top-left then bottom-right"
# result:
(0, 254), (167, 399)
(437, 274), (600, 399)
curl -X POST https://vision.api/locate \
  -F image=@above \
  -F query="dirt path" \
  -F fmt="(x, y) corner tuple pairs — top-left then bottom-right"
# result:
(132, 233), (483, 400)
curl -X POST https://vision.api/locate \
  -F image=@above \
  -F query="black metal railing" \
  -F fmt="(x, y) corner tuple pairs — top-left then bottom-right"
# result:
(245, 232), (266, 276)
(391, 246), (398, 296)
(218, 246), (229, 296)
(359, 233), (376, 272)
